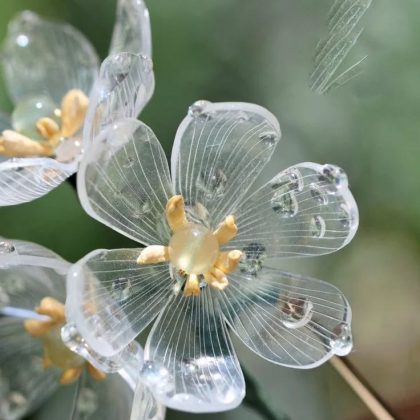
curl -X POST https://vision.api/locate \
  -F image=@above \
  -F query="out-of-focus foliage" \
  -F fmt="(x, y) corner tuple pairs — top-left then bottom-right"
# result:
(0, 0), (419, 419)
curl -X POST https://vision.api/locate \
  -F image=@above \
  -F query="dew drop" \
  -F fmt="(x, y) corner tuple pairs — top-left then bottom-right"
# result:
(281, 297), (313, 329)
(259, 131), (279, 147)
(330, 324), (353, 356)
(271, 191), (298, 217)
(111, 278), (133, 303)
(0, 241), (16, 254)
(309, 215), (326, 238)
(141, 360), (174, 395)
(239, 242), (266, 275)
(122, 156), (135, 169)
(310, 183), (328, 205)
(318, 164), (348, 193)
(196, 168), (227, 200)
(188, 100), (212, 118)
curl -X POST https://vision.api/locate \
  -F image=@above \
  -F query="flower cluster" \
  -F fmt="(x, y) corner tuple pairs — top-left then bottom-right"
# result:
(0, 0), (359, 418)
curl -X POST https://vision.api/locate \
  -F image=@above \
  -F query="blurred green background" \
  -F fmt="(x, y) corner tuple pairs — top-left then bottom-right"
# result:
(0, 0), (419, 419)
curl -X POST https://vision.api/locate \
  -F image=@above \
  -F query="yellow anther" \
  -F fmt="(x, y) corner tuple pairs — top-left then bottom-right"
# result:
(36, 297), (66, 323)
(204, 267), (229, 291)
(24, 319), (54, 337)
(166, 195), (188, 232)
(60, 89), (89, 137)
(137, 245), (169, 265)
(213, 215), (238, 245)
(215, 250), (242, 273)
(0, 130), (53, 157)
(60, 367), (83, 385)
(183, 274), (200, 296)
(36, 117), (60, 141)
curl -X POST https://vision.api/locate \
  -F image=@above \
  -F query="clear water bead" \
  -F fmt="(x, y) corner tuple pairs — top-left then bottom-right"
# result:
(0, 241), (16, 254)
(310, 215), (326, 238)
(259, 131), (279, 147)
(281, 297), (313, 329)
(318, 164), (348, 193)
(239, 242), (266, 275)
(141, 360), (174, 394)
(271, 191), (298, 217)
(169, 223), (219, 274)
(330, 324), (353, 356)
(188, 100), (211, 118)
(12, 95), (60, 140)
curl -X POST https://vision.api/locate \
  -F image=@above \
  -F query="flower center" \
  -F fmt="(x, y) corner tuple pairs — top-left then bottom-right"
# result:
(137, 195), (243, 296)
(169, 223), (219, 274)
(0, 89), (88, 159)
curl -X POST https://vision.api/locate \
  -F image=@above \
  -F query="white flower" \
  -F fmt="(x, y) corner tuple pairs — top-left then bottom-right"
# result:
(65, 93), (359, 412)
(0, 237), (164, 420)
(0, 0), (154, 206)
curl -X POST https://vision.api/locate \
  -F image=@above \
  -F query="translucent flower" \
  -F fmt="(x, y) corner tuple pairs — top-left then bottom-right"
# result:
(0, 0), (154, 206)
(66, 99), (359, 413)
(0, 237), (164, 420)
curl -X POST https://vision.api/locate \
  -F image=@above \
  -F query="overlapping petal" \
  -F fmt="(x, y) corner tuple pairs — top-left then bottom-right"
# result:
(227, 162), (358, 260)
(171, 101), (281, 228)
(110, 0), (152, 56)
(143, 287), (245, 413)
(78, 119), (172, 245)
(83, 53), (154, 145)
(218, 268), (352, 368)
(0, 157), (76, 206)
(1, 11), (99, 105)
(66, 248), (175, 357)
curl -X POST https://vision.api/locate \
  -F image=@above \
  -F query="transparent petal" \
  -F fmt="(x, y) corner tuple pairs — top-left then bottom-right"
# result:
(110, 0), (152, 56)
(143, 287), (245, 413)
(227, 162), (358, 261)
(131, 382), (166, 420)
(0, 157), (76, 207)
(66, 248), (176, 358)
(219, 268), (352, 368)
(171, 101), (281, 228)
(30, 372), (134, 420)
(1, 11), (99, 104)
(83, 52), (154, 144)
(0, 317), (60, 420)
(78, 118), (172, 245)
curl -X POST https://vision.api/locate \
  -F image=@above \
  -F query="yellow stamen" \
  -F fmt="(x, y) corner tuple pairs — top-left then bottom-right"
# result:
(137, 245), (169, 265)
(165, 195), (188, 232)
(183, 274), (200, 296)
(205, 267), (229, 291)
(214, 215), (238, 245)
(24, 296), (106, 385)
(215, 250), (243, 273)
(60, 367), (83, 385)
(36, 117), (60, 141)
(60, 89), (89, 137)
(0, 130), (53, 157)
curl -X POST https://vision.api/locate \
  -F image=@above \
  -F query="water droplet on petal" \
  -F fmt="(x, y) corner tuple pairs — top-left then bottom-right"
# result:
(318, 164), (348, 193)
(111, 278), (133, 303)
(196, 168), (227, 200)
(310, 215), (326, 238)
(310, 183), (328, 205)
(330, 324), (353, 356)
(122, 156), (135, 168)
(271, 191), (298, 217)
(259, 131), (279, 147)
(188, 100), (212, 118)
(281, 297), (313, 329)
(0, 241), (16, 254)
(239, 242), (266, 275)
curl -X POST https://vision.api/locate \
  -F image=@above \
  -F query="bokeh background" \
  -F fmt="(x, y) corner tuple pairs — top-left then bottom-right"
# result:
(0, 0), (419, 419)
